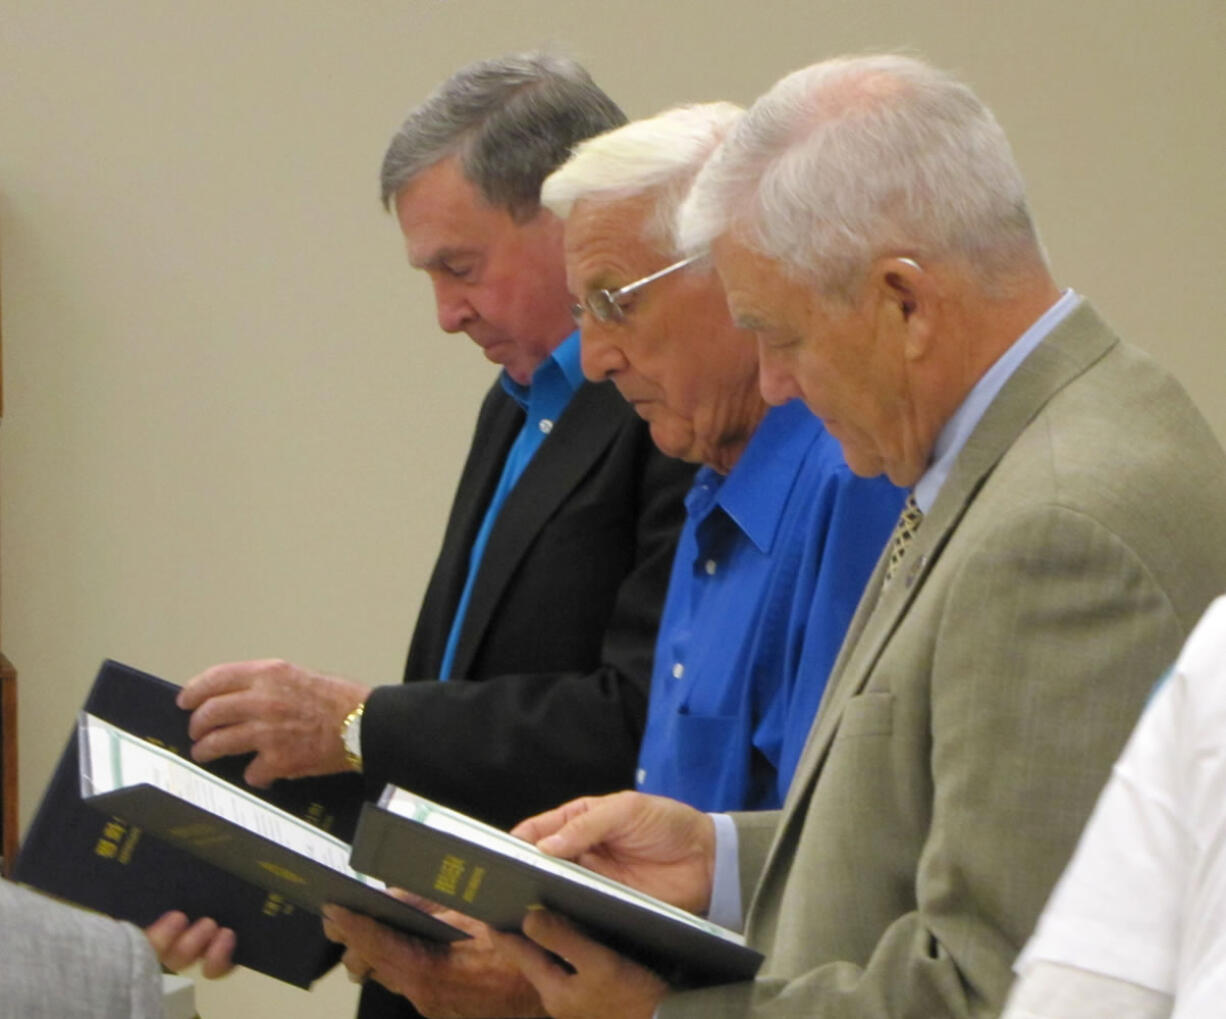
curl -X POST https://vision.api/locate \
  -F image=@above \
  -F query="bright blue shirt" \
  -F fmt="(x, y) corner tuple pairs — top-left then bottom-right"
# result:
(438, 332), (585, 680)
(635, 399), (906, 811)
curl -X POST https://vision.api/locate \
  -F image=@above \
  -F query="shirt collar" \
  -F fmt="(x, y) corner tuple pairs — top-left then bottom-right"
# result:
(499, 330), (585, 410)
(694, 400), (821, 554)
(912, 289), (1080, 514)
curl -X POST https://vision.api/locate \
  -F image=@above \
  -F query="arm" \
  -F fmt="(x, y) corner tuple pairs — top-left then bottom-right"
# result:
(175, 395), (693, 823)
(0, 879), (165, 1019)
(656, 505), (1190, 1019)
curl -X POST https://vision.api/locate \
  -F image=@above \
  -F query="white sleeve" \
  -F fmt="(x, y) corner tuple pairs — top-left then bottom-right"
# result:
(1002, 961), (1172, 1019)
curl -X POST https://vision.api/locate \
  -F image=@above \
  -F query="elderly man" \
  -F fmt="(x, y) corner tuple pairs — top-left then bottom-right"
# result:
(546, 102), (903, 811)
(320, 101), (902, 1011)
(474, 54), (1226, 1019)
(151, 52), (694, 1016)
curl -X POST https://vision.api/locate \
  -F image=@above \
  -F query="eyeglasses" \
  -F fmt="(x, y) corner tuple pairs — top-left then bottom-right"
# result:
(571, 255), (702, 324)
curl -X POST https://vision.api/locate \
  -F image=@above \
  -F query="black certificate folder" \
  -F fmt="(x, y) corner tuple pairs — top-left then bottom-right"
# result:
(14, 659), (461, 988)
(351, 786), (764, 989)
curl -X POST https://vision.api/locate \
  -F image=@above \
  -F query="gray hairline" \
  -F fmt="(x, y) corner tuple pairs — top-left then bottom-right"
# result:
(679, 54), (1048, 299)
(379, 51), (626, 219)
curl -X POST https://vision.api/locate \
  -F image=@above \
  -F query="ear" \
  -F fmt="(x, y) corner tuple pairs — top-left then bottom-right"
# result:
(871, 256), (930, 360)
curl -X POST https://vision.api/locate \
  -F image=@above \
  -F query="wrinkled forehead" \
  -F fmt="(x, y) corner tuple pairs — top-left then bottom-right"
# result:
(711, 234), (804, 324)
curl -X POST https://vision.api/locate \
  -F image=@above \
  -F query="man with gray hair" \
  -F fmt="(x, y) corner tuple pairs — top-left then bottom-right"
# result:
(320, 103), (902, 1012)
(481, 54), (1226, 1019)
(153, 53), (694, 1017)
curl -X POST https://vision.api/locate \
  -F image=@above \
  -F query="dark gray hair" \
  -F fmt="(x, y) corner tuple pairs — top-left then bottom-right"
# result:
(380, 52), (626, 220)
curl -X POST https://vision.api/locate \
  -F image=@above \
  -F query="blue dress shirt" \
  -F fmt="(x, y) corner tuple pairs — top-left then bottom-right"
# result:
(635, 399), (905, 811)
(438, 331), (585, 680)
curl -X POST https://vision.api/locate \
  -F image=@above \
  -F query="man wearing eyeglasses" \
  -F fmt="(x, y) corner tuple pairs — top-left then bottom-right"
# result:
(318, 102), (904, 1014)
(149, 53), (695, 1016)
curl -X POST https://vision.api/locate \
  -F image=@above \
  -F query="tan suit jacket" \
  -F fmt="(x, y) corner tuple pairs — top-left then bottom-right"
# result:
(659, 301), (1226, 1018)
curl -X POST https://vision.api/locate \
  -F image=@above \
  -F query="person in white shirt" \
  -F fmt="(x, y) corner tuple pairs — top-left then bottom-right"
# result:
(1004, 596), (1226, 1019)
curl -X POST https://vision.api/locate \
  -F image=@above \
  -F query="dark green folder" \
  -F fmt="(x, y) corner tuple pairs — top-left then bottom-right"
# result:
(351, 789), (764, 989)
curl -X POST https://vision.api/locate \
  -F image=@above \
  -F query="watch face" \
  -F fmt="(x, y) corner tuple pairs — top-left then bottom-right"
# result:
(343, 706), (363, 766)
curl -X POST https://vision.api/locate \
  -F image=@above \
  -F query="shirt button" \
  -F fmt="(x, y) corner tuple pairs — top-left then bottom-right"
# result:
(672, 662), (684, 679)
(538, 419), (553, 434)
(636, 768), (647, 785)
(704, 559), (718, 576)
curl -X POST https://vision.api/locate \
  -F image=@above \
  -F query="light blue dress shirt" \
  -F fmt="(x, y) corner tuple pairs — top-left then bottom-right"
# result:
(438, 331), (585, 680)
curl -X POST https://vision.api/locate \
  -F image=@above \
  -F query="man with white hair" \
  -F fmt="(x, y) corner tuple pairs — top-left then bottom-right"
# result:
(320, 101), (902, 1012)
(483, 54), (1226, 1019)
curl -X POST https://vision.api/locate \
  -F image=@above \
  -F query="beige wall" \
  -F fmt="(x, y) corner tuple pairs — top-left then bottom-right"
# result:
(1, 1), (1222, 1014)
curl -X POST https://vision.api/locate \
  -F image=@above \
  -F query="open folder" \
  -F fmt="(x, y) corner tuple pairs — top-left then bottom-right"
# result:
(15, 660), (462, 987)
(351, 785), (764, 989)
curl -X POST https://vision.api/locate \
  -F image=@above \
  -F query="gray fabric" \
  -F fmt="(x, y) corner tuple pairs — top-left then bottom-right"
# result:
(0, 878), (163, 1019)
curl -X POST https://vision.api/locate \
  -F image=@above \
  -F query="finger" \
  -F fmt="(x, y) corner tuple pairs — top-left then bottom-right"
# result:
(522, 909), (612, 973)
(186, 690), (268, 743)
(534, 797), (631, 859)
(156, 916), (221, 972)
(144, 910), (190, 957)
(177, 661), (271, 710)
(199, 926), (237, 979)
(387, 887), (447, 914)
(511, 796), (602, 847)
(188, 721), (264, 765)
(242, 754), (281, 788)
(341, 946), (374, 983)
(323, 906), (387, 958)
(487, 926), (571, 994)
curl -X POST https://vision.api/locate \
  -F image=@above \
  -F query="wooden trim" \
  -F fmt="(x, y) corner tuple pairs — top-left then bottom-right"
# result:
(0, 654), (16, 876)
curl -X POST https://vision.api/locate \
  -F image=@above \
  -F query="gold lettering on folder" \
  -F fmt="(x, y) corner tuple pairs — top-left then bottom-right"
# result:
(257, 860), (307, 885)
(434, 854), (467, 897)
(462, 866), (485, 903)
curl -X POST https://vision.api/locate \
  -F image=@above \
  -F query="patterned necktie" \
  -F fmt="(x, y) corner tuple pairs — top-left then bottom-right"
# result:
(883, 494), (923, 587)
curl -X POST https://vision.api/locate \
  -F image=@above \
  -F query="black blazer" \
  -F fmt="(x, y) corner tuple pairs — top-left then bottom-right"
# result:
(360, 378), (694, 827)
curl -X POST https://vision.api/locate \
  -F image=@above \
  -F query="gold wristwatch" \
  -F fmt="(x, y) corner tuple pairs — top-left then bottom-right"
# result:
(341, 702), (365, 772)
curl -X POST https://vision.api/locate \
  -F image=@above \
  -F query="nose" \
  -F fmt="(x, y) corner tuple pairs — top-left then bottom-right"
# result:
(432, 279), (476, 333)
(579, 325), (629, 383)
(757, 349), (801, 406)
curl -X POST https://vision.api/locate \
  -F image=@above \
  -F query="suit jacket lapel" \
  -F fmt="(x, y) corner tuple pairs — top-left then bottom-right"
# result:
(450, 381), (624, 677)
(755, 301), (1120, 894)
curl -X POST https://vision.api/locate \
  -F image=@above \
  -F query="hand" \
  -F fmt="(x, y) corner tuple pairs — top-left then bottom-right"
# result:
(491, 909), (668, 1019)
(145, 910), (236, 979)
(177, 659), (370, 786)
(512, 792), (716, 914)
(322, 904), (546, 1018)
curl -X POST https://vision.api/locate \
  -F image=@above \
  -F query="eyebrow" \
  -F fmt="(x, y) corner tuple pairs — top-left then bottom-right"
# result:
(731, 311), (769, 332)
(409, 246), (477, 271)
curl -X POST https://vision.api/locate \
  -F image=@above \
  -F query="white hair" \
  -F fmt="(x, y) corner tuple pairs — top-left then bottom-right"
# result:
(678, 54), (1046, 297)
(541, 102), (743, 256)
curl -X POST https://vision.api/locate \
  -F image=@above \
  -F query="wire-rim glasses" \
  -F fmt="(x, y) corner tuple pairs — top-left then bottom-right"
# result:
(571, 254), (702, 324)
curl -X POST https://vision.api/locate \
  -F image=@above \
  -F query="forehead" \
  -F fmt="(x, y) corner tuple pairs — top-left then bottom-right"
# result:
(711, 235), (807, 322)
(563, 196), (659, 283)
(393, 157), (515, 266)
